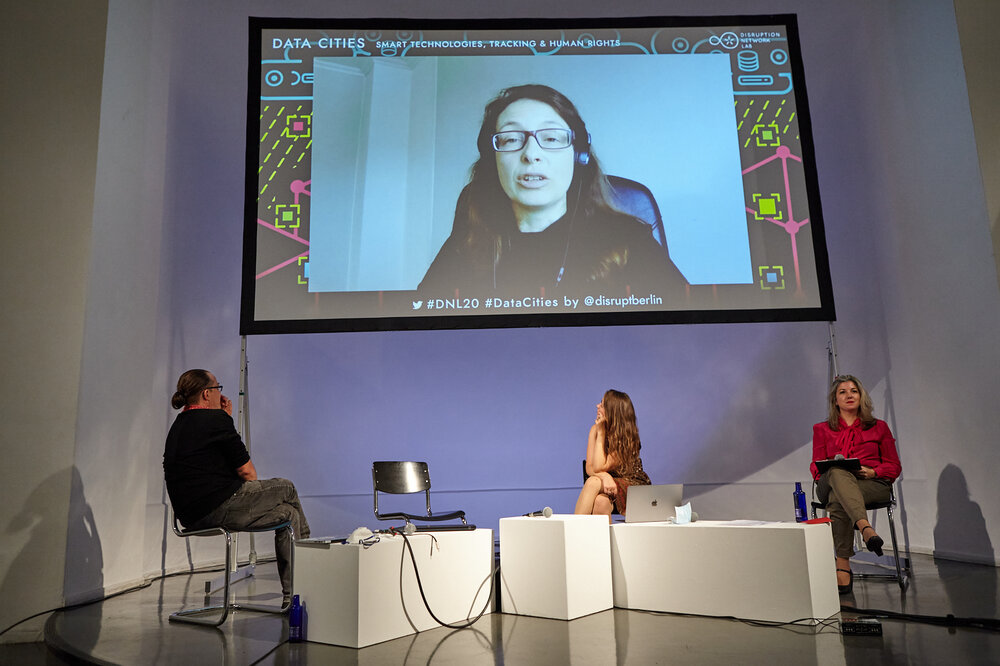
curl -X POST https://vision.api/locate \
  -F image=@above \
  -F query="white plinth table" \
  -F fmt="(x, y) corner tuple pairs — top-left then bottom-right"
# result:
(610, 520), (840, 622)
(294, 529), (493, 648)
(499, 514), (613, 620)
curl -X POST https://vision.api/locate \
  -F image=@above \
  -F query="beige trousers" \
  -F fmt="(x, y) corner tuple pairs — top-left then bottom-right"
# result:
(816, 467), (891, 558)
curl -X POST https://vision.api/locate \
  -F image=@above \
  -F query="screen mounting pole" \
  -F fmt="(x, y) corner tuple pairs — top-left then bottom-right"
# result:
(827, 321), (840, 384)
(237, 335), (257, 564)
(204, 335), (258, 596)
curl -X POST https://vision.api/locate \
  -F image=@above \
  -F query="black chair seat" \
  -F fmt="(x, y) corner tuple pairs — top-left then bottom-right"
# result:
(376, 509), (466, 523)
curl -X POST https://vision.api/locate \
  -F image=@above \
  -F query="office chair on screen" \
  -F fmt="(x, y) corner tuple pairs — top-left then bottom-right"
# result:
(811, 483), (909, 589)
(168, 510), (292, 626)
(372, 461), (474, 531)
(606, 175), (667, 248)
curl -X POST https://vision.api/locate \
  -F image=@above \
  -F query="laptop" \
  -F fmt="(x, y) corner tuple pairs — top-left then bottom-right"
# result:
(625, 484), (685, 523)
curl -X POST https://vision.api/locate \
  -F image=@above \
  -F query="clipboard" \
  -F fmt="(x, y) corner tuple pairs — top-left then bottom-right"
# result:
(815, 457), (862, 473)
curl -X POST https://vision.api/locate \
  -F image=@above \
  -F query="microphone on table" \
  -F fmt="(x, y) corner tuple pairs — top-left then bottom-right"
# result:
(524, 507), (553, 518)
(834, 453), (845, 461)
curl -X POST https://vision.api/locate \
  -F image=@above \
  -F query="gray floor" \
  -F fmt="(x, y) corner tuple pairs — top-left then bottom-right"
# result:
(6, 552), (1000, 665)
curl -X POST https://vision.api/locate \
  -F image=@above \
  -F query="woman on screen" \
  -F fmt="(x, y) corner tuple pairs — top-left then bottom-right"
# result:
(811, 374), (901, 594)
(575, 390), (651, 522)
(418, 84), (685, 297)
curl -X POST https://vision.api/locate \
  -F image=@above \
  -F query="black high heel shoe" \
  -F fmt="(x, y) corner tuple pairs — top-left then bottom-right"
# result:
(862, 526), (884, 557)
(837, 568), (854, 595)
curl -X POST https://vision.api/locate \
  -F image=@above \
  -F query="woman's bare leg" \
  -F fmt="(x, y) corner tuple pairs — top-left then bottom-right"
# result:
(835, 556), (851, 586)
(574, 476), (604, 514)
(856, 517), (877, 538)
(594, 494), (614, 523)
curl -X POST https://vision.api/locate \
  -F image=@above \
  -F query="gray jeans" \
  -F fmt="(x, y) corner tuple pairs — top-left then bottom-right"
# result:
(191, 478), (311, 595)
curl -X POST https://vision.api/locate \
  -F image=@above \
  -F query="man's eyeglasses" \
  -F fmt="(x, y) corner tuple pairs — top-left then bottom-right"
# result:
(205, 385), (223, 392)
(492, 128), (573, 152)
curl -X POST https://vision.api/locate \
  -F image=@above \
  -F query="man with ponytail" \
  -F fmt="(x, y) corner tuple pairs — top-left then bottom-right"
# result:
(164, 369), (310, 605)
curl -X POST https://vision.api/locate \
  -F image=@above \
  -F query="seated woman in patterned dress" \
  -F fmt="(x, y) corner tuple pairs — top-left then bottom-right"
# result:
(574, 389), (651, 522)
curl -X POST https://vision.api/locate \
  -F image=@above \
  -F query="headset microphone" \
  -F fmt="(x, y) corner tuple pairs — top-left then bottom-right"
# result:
(575, 131), (592, 165)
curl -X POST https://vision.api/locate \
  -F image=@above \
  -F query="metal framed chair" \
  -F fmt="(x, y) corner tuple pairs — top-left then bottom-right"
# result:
(811, 483), (909, 589)
(372, 461), (472, 531)
(169, 511), (293, 626)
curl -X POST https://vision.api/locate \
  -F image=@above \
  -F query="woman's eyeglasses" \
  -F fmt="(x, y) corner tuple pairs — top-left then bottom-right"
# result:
(491, 128), (573, 152)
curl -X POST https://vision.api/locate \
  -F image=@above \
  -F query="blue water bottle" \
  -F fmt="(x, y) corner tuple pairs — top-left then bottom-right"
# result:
(289, 594), (303, 642)
(793, 482), (808, 522)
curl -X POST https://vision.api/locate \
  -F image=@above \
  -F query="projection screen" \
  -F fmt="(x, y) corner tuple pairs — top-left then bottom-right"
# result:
(241, 15), (835, 334)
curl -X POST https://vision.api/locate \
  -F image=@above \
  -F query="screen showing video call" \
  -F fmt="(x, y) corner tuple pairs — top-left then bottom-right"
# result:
(241, 15), (835, 334)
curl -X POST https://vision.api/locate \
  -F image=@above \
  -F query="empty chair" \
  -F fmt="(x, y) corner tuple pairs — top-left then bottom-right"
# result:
(372, 461), (472, 531)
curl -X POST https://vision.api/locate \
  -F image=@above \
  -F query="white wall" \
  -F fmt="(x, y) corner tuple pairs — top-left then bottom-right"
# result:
(68, 0), (173, 607)
(3, 0), (999, 645)
(865, 0), (1000, 563)
(0, 1), (107, 641)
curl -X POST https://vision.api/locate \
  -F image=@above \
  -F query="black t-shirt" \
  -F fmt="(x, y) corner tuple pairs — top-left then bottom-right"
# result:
(495, 214), (575, 288)
(419, 208), (686, 299)
(163, 409), (250, 526)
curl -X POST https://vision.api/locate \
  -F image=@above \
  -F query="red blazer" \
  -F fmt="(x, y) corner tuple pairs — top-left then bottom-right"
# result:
(811, 418), (901, 481)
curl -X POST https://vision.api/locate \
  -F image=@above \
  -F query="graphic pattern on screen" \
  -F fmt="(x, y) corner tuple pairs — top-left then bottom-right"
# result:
(256, 101), (312, 285)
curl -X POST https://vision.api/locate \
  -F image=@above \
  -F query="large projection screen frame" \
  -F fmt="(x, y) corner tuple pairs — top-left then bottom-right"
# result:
(241, 15), (836, 335)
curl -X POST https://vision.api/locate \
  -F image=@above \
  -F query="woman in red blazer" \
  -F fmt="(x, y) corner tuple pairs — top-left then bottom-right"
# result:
(811, 374), (901, 594)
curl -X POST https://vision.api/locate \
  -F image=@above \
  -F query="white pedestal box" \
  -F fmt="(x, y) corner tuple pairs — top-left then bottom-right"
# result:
(610, 520), (840, 623)
(294, 529), (493, 648)
(499, 514), (612, 620)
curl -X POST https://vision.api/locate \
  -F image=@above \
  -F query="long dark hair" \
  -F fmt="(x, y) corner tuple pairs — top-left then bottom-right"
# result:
(603, 389), (642, 474)
(454, 84), (625, 271)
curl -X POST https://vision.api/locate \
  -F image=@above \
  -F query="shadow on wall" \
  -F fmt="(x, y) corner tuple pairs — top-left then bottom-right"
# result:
(933, 463), (994, 563)
(0, 467), (103, 648)
(933, 464), (997, 635)
(61, 466), (104, 652)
